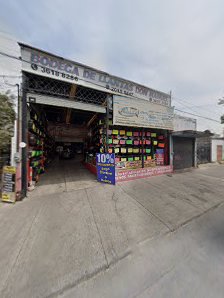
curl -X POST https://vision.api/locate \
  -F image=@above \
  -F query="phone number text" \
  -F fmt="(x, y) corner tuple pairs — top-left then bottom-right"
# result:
(31, 64), (79, 81)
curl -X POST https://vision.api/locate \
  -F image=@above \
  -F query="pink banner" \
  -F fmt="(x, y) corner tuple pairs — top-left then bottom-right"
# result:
(116, 165), (173, 182)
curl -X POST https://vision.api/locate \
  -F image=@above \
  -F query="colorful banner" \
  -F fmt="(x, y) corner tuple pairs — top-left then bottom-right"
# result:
(116, 165), (173, 182)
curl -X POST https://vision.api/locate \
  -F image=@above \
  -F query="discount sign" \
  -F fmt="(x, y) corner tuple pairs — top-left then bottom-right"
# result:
(96, 153), (116, 185)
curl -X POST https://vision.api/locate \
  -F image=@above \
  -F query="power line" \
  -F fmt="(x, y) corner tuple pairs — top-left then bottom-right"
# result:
(0, 50), (21, 61)
(0, 75), (21, 78)
(0, 79), (20, 89)
(173, 98), (198, 112)
(175, 108), (220, 123)
(172, 97), (221, 119)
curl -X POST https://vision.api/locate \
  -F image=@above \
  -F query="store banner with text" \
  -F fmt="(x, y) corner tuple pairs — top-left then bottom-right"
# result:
(2, 166), (16, 203)
(113, 95), (174, 130)
(20, 45), (171, 107)
(96, 153), (116, 185)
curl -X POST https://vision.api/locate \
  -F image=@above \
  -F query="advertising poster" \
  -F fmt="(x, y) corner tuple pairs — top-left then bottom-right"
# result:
(113, 95), (174, 130)
(96, 153), (116, 185)
(156, 149), (165, 166)
(2, 166), (16, 203)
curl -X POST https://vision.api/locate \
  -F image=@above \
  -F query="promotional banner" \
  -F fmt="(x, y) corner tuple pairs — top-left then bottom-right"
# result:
(113, 95), (174, 130)
(156, 149), (165, 165)
(2, 166), (16, 203)
(20, 45), (171, 107)
(116, 165), (173, 182)
(96, 153), (116, 185)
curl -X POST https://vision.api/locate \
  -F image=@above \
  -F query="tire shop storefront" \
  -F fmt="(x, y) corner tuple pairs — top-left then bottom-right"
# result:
(19, 43), (174, 196)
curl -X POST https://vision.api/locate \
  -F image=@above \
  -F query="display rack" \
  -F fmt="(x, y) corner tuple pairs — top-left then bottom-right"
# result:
(28, 106), (55, 185)
(93, 117), (166, 169)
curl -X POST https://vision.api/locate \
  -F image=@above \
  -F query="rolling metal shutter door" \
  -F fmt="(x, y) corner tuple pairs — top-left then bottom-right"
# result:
(27, 93), (106, 114)
(173, 137), (194, 170)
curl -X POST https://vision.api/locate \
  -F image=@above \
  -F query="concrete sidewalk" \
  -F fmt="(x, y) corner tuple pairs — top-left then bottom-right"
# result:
(0, 164), (223, 298)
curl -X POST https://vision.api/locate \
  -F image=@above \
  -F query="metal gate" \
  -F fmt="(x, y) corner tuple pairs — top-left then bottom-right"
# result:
(173, 137), (194, 170)
(217, 145), (223, 161)
(197, 144), (211, 164)
(196, 136), (211, 164)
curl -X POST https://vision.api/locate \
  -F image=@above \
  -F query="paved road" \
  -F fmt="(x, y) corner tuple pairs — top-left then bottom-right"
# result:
(65, 196), (224, 298)
(0, 163), (223, 297)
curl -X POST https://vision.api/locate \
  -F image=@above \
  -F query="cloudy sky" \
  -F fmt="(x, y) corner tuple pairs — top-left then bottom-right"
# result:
(0, 0), (224, 134)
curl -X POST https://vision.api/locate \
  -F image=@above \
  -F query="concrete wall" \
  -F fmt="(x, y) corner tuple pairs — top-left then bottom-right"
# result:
(211, 138), (224, 162)
(173, 115), (197, 132)
(0, 33), (22, 167)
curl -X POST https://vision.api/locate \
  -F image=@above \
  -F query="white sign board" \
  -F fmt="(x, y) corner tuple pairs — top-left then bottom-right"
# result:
(173, 115), (197, 132)
(20, 44), (171, 107)
(113, 95), (174, 130)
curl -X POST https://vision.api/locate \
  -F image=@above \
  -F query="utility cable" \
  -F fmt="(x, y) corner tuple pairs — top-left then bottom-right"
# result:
(175, 108), (220, 123)
(0, 75), (21, 78)
(172, 97), (221, 119)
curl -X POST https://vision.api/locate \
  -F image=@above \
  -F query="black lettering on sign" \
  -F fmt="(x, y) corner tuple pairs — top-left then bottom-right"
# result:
(136, 86), (148, 96)
(83, 69), (96, 80)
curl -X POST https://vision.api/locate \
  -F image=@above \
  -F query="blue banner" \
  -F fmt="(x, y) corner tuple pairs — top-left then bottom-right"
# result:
(96, 153), (116, 185)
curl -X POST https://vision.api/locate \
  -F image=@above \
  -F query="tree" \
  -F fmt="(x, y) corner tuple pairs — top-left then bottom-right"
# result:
(221, 115), (224, 124)
(218, 98), (224, 105)
(218, 97), (224, 123)
(0, 92), (16, 152)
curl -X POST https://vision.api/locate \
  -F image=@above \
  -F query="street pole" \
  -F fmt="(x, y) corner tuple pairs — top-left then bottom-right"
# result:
(21, 74), (27, 198)
(106, 95), (110, 153)
(141, 127), (144, 168)
(16, 83), (20, 152)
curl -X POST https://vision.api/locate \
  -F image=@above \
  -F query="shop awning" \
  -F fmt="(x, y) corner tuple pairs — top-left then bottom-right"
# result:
(172, 130), (214, 138)
(27, 93), (106, 113)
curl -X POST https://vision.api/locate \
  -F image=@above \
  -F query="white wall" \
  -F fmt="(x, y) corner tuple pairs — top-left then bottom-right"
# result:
(173, 115), (197, 132)
(0, 32), (22, 166)
(211, 138), (224, 162)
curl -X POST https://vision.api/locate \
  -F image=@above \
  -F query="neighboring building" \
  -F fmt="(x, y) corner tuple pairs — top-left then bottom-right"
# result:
(173, 115), (197, 132)
(211, 137), (224, 162)
(172, 115), (221, 168)
(172, 115), (197, 170)
(196, 130), (213, 164)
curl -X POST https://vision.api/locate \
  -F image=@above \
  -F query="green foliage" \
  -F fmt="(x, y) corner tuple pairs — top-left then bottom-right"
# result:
(221, 115), (224, 124)
(0, 93), (16, 151)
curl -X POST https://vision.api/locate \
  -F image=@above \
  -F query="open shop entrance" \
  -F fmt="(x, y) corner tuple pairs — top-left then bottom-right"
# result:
(27, 102), (105, 192)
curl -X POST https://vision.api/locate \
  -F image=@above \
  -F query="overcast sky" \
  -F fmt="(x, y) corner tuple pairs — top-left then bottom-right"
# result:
(0, 0), (224, 134)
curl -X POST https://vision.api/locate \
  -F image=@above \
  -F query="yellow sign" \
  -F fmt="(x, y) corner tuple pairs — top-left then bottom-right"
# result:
(2, 166), (16, 203)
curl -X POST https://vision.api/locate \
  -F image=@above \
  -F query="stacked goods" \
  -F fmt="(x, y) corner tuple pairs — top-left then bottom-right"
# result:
(28, 108), (55, 185)
(94, 117), (166, 169)
(91, 118), (111, 154)
(28, 130), (45, 184)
